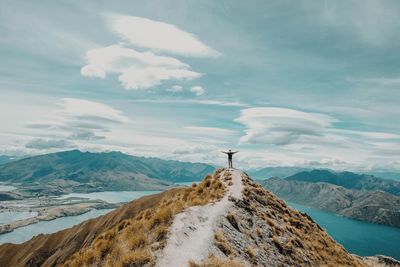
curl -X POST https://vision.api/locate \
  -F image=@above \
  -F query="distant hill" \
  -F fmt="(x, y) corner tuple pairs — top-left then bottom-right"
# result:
(0, 150), (215, 193)
(249, 166), (310, 179)
(286, 169), (400, 196)
(365, 171), (400, 182)
(0, 156), (17, 165)
(264, 177), (400, 228)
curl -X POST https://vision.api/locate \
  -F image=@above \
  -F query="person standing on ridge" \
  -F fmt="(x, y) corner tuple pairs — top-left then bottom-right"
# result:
(221, 149), (239, 169)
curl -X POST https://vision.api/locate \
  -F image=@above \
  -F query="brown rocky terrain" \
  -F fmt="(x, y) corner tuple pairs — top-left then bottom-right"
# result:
(0, 169), (398, 267)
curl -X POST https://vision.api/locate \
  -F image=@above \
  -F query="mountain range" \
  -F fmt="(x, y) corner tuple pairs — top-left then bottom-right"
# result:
(249, 166), (310, 179)
(262, 169), (400, 227)
(286, 169), (400, 196)
(0, 156), (17, 166)
(264, 177), (400, 227)
(0, 150), (215, 194)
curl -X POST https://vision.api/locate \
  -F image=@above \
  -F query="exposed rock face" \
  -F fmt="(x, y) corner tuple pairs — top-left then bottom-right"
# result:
(263, 177), (400, 227)
(360, 255), (400, 267)
(203, 172), (365, 267)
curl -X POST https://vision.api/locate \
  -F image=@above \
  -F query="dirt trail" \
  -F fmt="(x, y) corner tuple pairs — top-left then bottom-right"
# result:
(155, 169), (243, 267)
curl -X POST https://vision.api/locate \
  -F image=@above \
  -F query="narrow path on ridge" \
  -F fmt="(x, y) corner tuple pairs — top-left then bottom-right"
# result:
(155, 169), (244, 267)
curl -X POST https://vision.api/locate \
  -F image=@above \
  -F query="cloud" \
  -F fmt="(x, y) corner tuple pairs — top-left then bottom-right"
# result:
(60, 98), (128, 123)
(183, 126), (235, 137)
(172, 145), (217, 155)
(26, 98), (128, 144)
(69, 130), (106, 141)
(233, 106), (400, 170)
(195, 99), (246, 107)
(109, 15), (220, 57)
(128, 98), (246, 107)
(347, 76), (400, 86)
(118, 67), (200, 90)
(81, 15), (219, 90)
(235, 107), (335, 145)
(166, 85), (183, 93)
(81, 44), (201, 90)
(190, 85), (205, 96)
(25, 138), (75, 150)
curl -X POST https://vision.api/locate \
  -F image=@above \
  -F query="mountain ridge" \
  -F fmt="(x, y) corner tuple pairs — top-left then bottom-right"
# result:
(0, 169), (398, 266)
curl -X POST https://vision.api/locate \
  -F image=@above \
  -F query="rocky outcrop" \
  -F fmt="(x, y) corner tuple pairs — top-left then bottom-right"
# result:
(201, 172), (366, 267)
(263, 178), (400, 227)
(360, 255), (400, 267)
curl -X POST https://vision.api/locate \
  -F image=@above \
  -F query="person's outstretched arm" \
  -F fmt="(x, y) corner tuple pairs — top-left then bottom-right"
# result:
(221, 151), (228, 154)
(233, 151), (239, 154)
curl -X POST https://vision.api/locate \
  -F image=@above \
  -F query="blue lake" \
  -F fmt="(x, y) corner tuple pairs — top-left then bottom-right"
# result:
(0, 190), (161, 244)
(0, 209), (112, 244)
(0, 211), (38, 224)
(288, 202), (400, 260)
(58, 190), (161, 203)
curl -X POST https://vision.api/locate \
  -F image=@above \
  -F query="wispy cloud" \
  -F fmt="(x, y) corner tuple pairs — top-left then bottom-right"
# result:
(129, 98), (247, 107)
(234, 106), (400, 170)
(347, 76), (400, 86)
(109, 15), (221, 57)
(166, 85), (183, 93)
(190, 85), (205, 96)
(25, 138), (75, 150)
(183, 126), (236, 137)
(236, 107), (334, 145)
(26, 98), (128, 145)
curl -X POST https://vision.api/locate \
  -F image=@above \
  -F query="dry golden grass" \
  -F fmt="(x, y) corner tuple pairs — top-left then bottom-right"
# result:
(117, 248), (153, 267)
(247, 245), (256, 259)
(226, 212), (240, 232)
(240, 176), (366, 267)
(189, 254), (245, 267)
(63, 169), (227, 267)
(214, 230), (232, 256)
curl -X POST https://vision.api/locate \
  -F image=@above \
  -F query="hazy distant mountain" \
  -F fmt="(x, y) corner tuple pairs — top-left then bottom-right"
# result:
(0, 150), (215, 193)
(286, 169), (400, 196)
(0, 155), (17, 165)
(365, 171), (400, 182)
(249, 166), (310, 179)
(264, 178), (400, 228)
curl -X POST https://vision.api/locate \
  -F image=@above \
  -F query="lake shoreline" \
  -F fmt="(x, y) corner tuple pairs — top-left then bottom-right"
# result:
(288, 201), (400, 260)
(0, 195), (118, 235)
(0, 190), (164, 244)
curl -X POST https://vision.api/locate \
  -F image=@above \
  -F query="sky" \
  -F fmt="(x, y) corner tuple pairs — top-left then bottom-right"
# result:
(0, 0), (399, 171)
